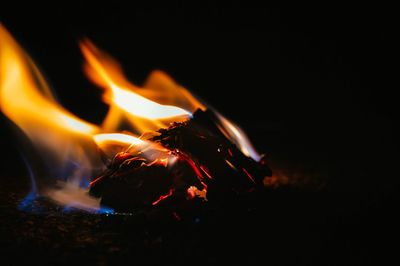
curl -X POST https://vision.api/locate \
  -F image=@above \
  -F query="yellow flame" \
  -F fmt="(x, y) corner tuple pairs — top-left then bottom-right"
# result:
(0, 25), (98, 145)
(80, 40), (199, 134)
(93, 133), (144, 146)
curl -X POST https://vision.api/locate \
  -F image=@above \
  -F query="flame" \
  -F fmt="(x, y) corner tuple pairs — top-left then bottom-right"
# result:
(215, 113), (261, 161)
(78, 40), (260, 160)
(0, 24), (102, 212)
(93, 133), (145, 147)
(0, 23), (263, 213)
(0, 25), (98, 170)
(80, 40), (199, 134)
(0, 26), (97, 139)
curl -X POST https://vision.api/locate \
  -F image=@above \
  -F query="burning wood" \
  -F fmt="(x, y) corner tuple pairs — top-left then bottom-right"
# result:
(90, 109), (271, 212)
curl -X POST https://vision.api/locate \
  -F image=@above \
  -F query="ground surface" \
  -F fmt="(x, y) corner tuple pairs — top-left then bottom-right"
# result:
(0, 147), (371, 265)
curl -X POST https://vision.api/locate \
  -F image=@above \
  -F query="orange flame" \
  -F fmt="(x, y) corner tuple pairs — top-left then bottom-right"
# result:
(0, 26), (97, 138)
(0, 25), (98, 171)
(80, 40), (204, 134)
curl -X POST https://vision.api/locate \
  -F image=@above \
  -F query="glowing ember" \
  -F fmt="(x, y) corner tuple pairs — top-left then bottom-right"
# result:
(152, 189), (174, 206)
(187, 186), (207, 201)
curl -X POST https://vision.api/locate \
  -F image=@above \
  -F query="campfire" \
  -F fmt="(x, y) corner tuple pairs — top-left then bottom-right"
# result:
(0, 24), (272, 214)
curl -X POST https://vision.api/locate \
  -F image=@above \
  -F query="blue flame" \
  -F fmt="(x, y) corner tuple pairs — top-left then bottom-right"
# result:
(18, 154), (39, 212)
(97, 206), (115, 215)
(62, 205), (114, 215)
(16, 154), (115, 215)
(18, 190), (37, 211)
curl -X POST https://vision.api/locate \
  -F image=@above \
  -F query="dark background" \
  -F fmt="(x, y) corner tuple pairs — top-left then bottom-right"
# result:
(0, 3), (398, 265)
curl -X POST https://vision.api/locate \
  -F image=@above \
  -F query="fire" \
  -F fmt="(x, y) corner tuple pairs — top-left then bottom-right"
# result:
(80, 40), (198, 134)
(214, 113), (260, 161)
(0, 25), (102, 212)
(0, 26), (98, 153)
(93, 133), (145, 147)
(0, 24), (264, 213)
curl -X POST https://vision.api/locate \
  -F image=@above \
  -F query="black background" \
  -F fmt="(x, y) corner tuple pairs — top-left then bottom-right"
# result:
(0, 2), (398, 265)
